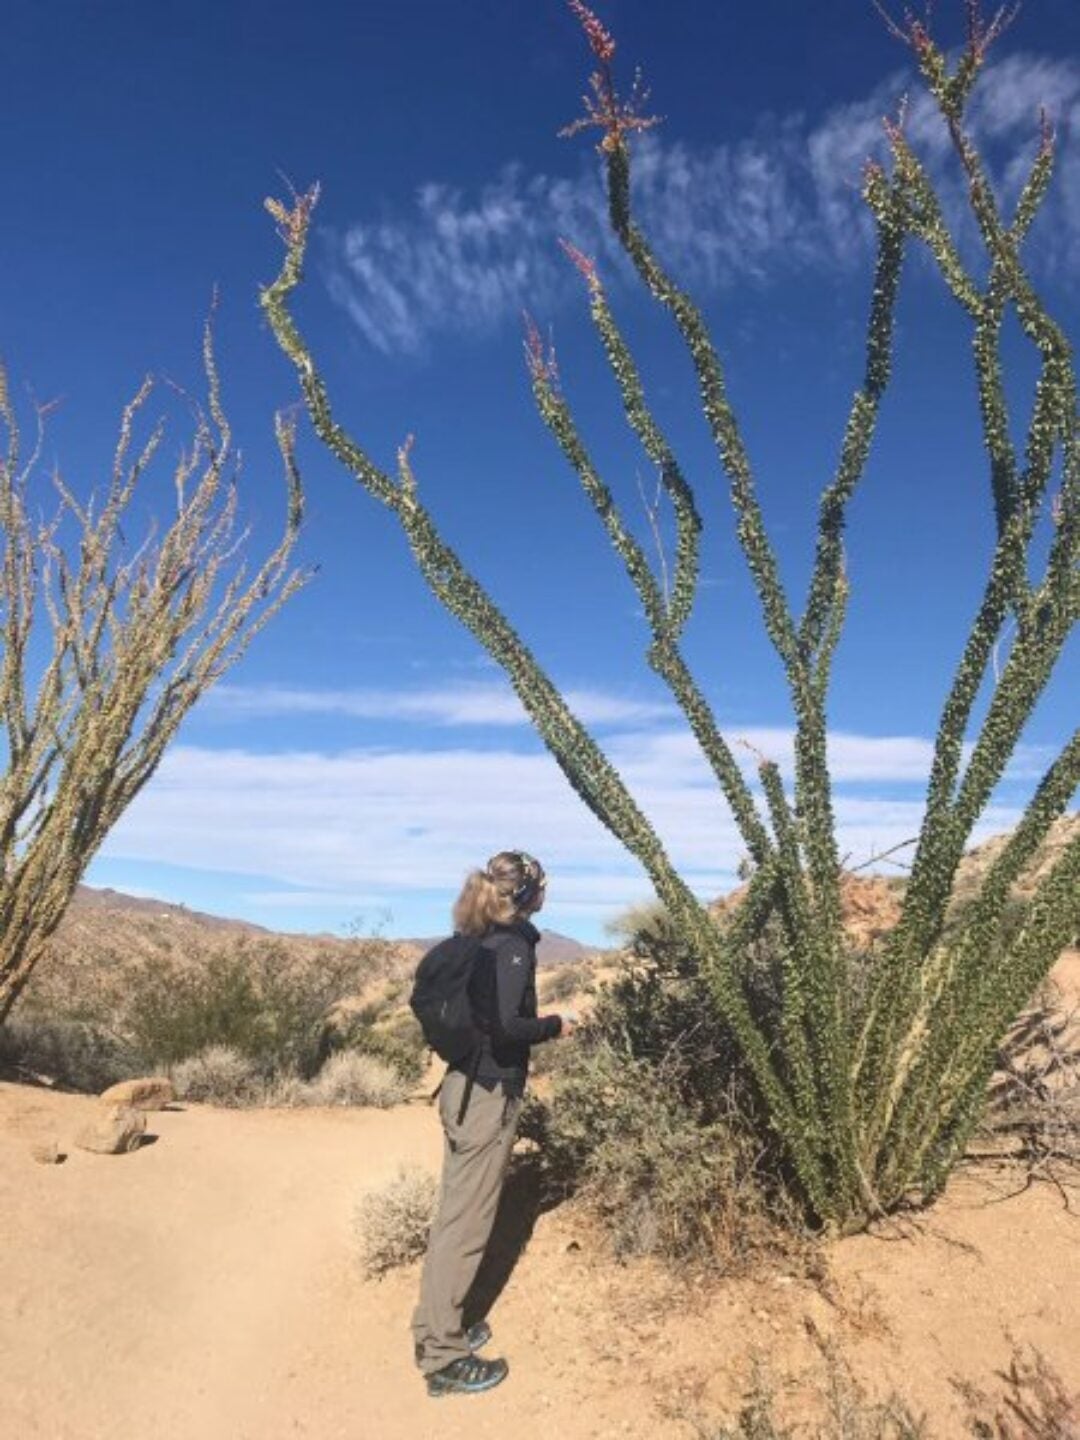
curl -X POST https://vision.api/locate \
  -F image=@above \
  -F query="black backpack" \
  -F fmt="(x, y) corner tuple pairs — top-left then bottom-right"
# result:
(409, 933), (487, 1065)
(409, 934), (489, 1123)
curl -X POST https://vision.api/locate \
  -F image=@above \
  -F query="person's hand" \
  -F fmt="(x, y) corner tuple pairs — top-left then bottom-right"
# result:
(556, 1010), (578, 1039)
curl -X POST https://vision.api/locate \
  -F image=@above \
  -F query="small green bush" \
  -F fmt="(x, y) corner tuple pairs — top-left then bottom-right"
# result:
(527, 1035), (786, 1267)
(354, 1165), (438, 1277)
(126, 940), (370, 1078)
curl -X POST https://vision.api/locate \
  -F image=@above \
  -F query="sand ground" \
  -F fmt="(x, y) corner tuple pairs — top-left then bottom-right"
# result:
(2, 959), (1077, 1438)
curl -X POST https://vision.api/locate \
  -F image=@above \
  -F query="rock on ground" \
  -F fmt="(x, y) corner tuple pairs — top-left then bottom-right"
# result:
(100, 1076), (175, 1110)
(75, 1102), (147, 1155)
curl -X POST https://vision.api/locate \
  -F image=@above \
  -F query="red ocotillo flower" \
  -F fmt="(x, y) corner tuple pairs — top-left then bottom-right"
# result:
(561, 1), (660, 154)
(523, 312), (561, 395)
(558, 237), (600, 291)
(567, 0), (615, 63)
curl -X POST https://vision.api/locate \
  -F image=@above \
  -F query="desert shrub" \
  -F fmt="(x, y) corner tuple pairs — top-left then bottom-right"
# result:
(604, 899), (672, 949)
(526, 1030), (569, 1080)
(260, 1072), (312, 1108)
(0, 1017), (137, 1093)
(673, 1346), (926, 1439)
(306, 1050), (411, 1108)
(129, 955), (268, 1068)
(523, 919), (805, 1270)
(125, 939), (371, 1079)
(354, 1165), (438, 1277)
(170, 1045), (261, 1106)
(965, 1347), (1080, 1439)
(330, 1009), (427, 1087)
(973, 983), (1080, 1188)
(539, 960), (592, 1005)
(377, 1003), (427, 1053)
(356, 1027), (426, 1087)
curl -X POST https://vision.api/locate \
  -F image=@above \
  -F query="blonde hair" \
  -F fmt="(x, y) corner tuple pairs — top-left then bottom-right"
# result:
(452, 851), (546, 936)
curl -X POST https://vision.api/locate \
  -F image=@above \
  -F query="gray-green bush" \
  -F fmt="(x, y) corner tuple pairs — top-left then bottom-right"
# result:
(354, 1165), (438, 1278)
(171, 1045), (261, 1107)
(539, 960), (593, 1005)
(306, 1050), (412, 1108)
(521, 912), (806, 1268)
(262, 3), (1079, 1229)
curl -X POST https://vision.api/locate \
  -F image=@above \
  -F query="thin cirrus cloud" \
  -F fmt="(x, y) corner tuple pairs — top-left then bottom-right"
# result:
(325, 54), (1080, 356)
(208, 681), (1055, 786)
(208, 681), (675, 728)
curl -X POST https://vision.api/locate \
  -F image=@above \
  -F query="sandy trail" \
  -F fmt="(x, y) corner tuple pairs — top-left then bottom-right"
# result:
(2, 956), (1079, 1440)
(0, 1085), (657, 1440)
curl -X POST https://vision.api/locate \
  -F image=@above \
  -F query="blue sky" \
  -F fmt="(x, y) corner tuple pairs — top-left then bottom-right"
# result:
(3, 1), (1077, 943)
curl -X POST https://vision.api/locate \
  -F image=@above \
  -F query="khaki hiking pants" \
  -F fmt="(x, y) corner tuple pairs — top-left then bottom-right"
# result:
(411, 1069), (522, 1377)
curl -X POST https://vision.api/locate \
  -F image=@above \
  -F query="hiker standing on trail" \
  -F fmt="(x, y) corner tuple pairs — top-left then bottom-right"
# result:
(411, 850), (575, 1398)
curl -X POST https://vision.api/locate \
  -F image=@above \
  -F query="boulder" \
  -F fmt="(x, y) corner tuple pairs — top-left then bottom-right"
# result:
(75, 1102), (147, 1155)
(711, 872), (903, 951)
(99, 1076), (175, 1111)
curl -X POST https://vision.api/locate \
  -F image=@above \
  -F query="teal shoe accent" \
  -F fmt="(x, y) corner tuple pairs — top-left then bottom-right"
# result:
(465, 1320), (492, 1351)
(426, 1355), (508, 1397)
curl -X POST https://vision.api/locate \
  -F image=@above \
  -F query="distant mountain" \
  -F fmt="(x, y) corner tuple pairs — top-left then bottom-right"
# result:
(536, 930), (601, 967)
(70, 885), (269, 934)
(65, 887), (602, 967)
(49, 887), (422, 986)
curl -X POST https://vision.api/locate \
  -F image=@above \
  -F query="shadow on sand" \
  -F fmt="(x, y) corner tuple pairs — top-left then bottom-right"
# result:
(462, 1154), (562, 1329)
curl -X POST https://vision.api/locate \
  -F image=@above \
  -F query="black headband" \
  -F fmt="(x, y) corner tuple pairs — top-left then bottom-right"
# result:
(488, 851), (544, 907)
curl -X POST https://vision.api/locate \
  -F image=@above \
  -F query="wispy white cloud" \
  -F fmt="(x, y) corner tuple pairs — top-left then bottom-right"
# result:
(606, 726), (956, 786)
(206, 686), (1056, 786)
(326, 53), (1080, 354)
(209, 681), (673, 729)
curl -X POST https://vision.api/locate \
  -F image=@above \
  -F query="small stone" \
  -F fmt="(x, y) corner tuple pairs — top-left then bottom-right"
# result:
(75, 1102), (147, 1155)
(99, 1076), (175, 1111)
(30, 1140), (63, 1165)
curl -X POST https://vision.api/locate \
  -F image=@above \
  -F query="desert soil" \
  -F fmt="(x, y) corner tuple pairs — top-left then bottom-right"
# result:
(2, 958), (1078, 1439)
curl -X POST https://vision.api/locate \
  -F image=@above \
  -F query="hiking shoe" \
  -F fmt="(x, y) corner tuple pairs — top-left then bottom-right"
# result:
(426, 1355), (509, 1397)
(465, 1320), (492, 1352)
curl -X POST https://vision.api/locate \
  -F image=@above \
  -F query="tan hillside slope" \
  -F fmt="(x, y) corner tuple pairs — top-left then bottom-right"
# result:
(709, 812), (1080, 953)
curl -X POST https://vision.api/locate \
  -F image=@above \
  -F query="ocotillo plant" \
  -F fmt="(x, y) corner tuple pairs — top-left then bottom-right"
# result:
(262, 1), (1078, 1229)
(0, 325), (306, 1024)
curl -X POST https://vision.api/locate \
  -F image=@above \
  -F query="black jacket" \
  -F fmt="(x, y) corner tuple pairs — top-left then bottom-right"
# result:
(457, 919), (560, 1092)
